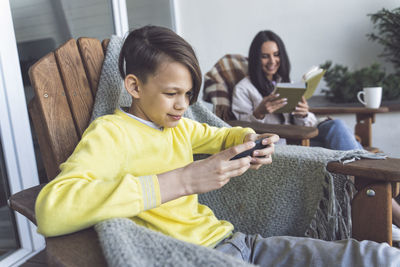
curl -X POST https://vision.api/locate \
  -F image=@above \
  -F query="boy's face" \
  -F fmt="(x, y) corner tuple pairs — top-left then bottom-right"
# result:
(125, 60), (193, 128)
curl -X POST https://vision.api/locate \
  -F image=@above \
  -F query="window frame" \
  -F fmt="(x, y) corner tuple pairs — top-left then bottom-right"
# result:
(0, 0), (178, 265)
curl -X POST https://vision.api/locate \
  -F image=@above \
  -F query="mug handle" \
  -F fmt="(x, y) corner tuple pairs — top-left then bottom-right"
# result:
(357, 91), (366, 105)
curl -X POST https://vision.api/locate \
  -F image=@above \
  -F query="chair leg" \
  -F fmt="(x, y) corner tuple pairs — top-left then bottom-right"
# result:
(300, 139), (310, 146)
(352, 177), (392, 245)
(286, 138), (310, 146)
(355, 113), (373, 147)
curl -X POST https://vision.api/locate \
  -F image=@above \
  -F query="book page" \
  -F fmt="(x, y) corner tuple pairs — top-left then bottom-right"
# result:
(303, 69), (326, 99)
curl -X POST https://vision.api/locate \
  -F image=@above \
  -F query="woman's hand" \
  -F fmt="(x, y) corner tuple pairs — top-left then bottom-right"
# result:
(292, 96), (309, 118)
(243, 133), (279, 170)
(253, 94), (287, 119)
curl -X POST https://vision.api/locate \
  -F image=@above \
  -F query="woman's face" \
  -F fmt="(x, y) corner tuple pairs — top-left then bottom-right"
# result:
(260, 41), (280, 80)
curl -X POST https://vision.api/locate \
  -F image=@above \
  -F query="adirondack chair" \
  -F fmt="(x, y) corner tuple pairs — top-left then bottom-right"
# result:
(8, 38), (400, 266)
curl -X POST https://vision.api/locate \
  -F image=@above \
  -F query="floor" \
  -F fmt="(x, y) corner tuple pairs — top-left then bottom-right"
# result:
(20, 250), (47, 267)
(0, 204), (46, 266)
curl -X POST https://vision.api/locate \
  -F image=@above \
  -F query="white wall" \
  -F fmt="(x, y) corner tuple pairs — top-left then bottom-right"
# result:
(175, 0), (400, 157)
(175, 0), (398, 90)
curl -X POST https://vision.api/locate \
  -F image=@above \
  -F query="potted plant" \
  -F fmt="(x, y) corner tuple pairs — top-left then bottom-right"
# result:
(320, 61), (400, 103)
(321, 7), (400, 103)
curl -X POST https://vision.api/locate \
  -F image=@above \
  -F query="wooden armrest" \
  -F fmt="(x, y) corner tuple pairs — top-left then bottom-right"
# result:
(8, 184), (46, 224)
(9, 183), (107, 266)
(327, 158), (400, 182)
(226, 120), (318, 140)
(46, 227), (107, 266)
(310, 107), (389, 115)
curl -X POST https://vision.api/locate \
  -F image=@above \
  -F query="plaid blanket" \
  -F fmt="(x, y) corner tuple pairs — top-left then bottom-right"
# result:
(203, 54), (248, 108)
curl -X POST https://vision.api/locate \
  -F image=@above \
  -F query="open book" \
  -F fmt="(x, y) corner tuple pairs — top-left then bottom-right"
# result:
(273, 66), (326, 113)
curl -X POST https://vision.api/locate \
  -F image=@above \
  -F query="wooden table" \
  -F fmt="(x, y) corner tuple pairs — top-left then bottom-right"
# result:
(309, 107), (389, 149)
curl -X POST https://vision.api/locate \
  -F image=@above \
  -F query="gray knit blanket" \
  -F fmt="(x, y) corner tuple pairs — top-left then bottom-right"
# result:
(93, 35), (385, 267)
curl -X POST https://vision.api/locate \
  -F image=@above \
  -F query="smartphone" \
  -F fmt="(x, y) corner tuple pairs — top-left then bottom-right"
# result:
(230, 139), (268, 160)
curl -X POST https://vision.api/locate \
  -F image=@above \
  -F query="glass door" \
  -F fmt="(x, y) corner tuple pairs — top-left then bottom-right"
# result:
(1, 0), (177, 265)
(125, 0), (176, 30)
(0, 2), (45, 265)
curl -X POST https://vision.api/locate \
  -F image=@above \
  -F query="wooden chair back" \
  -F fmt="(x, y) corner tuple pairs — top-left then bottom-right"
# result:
(28, 38), (108, 181)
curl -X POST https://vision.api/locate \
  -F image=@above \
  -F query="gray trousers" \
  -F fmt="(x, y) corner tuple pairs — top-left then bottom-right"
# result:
(214, 232), (400, 267)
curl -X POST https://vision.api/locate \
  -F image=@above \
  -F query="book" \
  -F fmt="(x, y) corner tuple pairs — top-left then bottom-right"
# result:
(273, 66), (326, 113)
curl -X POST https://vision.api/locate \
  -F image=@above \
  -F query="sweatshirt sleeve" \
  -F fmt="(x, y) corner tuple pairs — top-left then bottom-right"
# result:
(293, 111), (318, 127)
(35, 119), (161, 237)
(184, 119), (255, 155)
(231, 80), (260, 122)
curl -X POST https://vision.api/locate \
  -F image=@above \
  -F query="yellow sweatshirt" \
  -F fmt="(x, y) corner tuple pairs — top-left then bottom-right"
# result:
(35, 109), (254, 247)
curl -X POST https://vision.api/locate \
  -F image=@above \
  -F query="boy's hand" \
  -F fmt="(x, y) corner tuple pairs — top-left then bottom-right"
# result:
(158, 134), (278, 203)
(243, 133), (279, 170)
(177, 142), (257, 196)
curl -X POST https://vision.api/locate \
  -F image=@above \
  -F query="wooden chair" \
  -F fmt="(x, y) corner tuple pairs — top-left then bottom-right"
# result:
(8, 38), (400, 266)
(203, 54), (318, 146)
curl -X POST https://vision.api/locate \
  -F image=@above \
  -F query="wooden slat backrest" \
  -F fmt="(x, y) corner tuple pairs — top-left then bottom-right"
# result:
(54, 39), (94, 137)
(28, 100), (60, 179)
(29, 38), (105, 180)
(77, 38), (104, 96)
(29, 51), (80, 179)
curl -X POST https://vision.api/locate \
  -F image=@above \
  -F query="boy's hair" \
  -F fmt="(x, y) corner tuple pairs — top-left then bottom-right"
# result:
(118, 25), (201, 104)
(248, 30), (291, 97)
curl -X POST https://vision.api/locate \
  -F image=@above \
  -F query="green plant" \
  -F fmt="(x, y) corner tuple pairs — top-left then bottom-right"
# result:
(368, 7), (400, 70)
(320, 61), (400, 103)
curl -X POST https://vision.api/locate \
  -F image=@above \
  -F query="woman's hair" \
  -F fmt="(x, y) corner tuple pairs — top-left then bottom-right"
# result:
(248, 30), (291, 97)
(118, 25), (201, 104)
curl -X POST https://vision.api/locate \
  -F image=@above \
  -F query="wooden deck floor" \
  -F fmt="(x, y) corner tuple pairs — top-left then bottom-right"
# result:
(20, 250), (47, 267)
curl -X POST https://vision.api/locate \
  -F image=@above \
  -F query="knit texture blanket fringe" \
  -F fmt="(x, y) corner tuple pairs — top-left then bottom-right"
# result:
(95, 218), (254, 267)
(92, 35), (387, 267)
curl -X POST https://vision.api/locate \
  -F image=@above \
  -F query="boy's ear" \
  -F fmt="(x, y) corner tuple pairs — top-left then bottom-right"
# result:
(124, 74), (140, 98)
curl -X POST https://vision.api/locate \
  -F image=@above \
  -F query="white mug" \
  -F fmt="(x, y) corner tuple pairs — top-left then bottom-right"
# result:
(357, 87), (382, 109)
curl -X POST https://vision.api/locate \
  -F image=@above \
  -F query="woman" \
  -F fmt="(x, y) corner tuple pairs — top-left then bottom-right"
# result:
(232, 30), (362, 150)
(232, 30), (400, 242)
